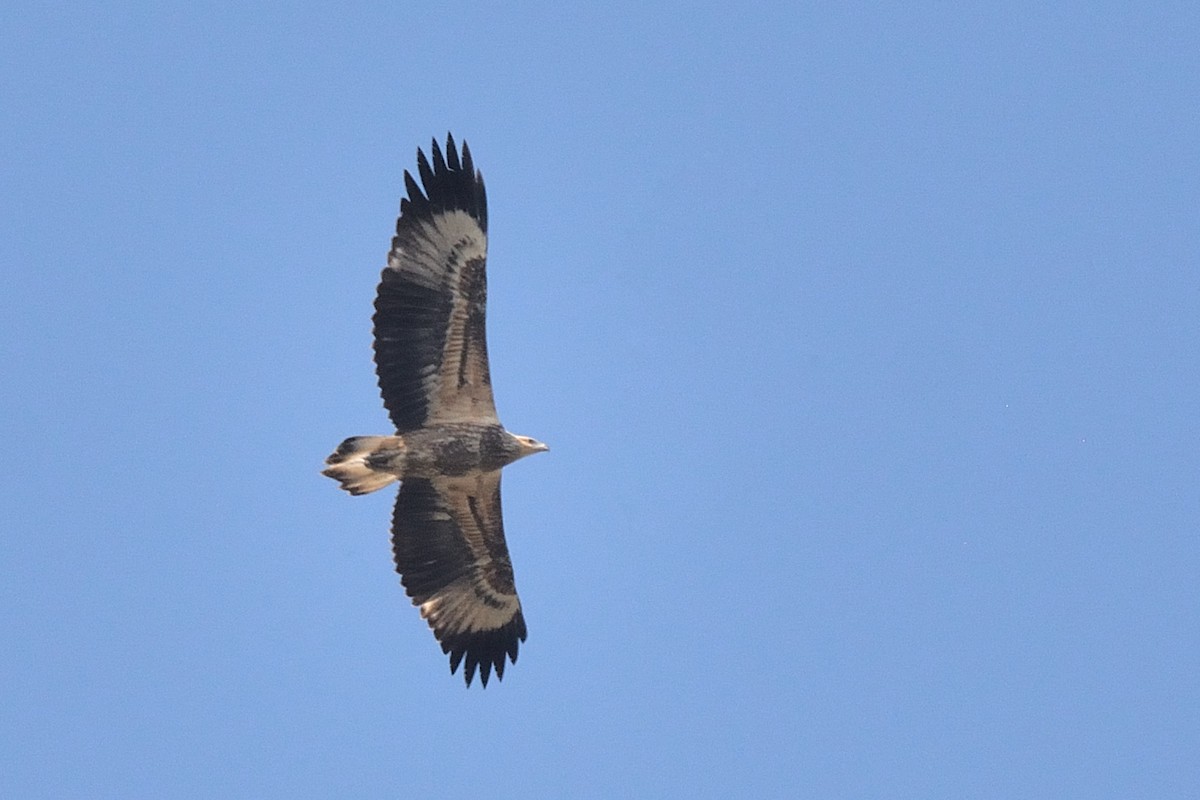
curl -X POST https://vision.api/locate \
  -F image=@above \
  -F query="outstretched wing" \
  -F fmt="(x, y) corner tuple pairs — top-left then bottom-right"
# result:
(391, 473), (527, 687)
(373, 134), (497, 433)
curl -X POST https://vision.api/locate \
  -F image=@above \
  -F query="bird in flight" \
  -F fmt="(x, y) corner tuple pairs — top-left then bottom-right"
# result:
(323, 134), (548, 687)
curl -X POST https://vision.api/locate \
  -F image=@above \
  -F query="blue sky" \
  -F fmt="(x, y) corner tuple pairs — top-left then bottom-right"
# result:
(3, 2), (1198, 797)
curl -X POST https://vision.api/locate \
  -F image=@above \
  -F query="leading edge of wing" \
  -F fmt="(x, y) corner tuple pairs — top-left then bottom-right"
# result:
(390, 474), (526, 687)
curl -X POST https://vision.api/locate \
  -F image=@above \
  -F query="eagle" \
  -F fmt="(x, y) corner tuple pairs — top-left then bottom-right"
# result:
(323, 134), (548, 687)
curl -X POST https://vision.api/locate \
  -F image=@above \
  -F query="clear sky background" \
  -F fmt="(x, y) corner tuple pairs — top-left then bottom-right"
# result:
(3, 2), (1198, 798)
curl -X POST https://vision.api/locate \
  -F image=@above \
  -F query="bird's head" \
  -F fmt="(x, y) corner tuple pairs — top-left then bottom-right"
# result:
(511, 434), (550, 459)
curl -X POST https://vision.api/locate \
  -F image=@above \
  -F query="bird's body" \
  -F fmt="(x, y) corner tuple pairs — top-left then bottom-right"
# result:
(325, 424), (539, 488)
(323, 134), (546, 687)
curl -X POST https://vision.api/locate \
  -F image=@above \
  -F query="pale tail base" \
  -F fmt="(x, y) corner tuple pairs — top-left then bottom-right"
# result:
(322, 435), (403, 495)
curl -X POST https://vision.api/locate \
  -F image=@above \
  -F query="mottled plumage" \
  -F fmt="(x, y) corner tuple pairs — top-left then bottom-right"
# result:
(323, 134), (547, 687)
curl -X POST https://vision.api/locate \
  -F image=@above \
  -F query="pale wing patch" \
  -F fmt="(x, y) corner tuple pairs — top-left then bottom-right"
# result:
(419, 585), (520, 636)
(386, 209), (486, 287)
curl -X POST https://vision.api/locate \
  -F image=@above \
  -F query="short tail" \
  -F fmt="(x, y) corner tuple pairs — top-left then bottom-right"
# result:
(322, 436), (404, 495)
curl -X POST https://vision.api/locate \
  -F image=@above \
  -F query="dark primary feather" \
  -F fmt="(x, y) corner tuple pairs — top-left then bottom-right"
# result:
(397, 134), (487, 235)
(373, 133), (492, 432)
(441, 618), (527, 688)
(391, 476), (526, 687)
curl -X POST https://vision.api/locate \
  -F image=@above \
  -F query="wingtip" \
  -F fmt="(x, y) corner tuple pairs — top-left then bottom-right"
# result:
(440, 614), (526, 688)
(394, 132), (486, 232)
